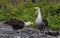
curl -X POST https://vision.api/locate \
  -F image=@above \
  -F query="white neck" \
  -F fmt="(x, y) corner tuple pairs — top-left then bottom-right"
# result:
(37, 8), (42, 20)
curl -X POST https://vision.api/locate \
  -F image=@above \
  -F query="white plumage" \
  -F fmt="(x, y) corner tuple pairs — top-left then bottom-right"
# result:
(35, 7), (48, 31)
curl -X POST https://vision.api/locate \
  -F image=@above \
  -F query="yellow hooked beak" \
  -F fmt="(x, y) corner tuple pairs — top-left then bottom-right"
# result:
(34, 7), (38, 9)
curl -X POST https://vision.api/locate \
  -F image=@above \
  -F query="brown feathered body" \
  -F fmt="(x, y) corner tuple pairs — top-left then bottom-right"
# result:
(4, 19), (25, 30)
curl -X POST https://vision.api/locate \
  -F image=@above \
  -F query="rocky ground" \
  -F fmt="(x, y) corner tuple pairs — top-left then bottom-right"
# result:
(0, 21), (60, 38)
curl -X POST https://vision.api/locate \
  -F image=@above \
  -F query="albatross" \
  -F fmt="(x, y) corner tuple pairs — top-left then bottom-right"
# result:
(4, 19), (32, 30)
(35, 7), (48, 32)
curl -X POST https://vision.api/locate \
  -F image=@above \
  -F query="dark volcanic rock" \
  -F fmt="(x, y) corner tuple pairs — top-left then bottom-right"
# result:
(0, 21), (60, 38)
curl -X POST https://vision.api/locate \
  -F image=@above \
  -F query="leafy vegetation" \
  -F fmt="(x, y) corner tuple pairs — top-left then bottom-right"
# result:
(0, 0), (60, 30)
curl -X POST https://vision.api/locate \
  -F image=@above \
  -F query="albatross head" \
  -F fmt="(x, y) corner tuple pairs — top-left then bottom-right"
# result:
(24, 22), (32, 26)
(34, 7), (41, 14)
(34, 7), (40, 9)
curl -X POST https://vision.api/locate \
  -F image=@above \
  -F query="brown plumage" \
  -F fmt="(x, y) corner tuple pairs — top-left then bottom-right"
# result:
(4, 19), (25, 30)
